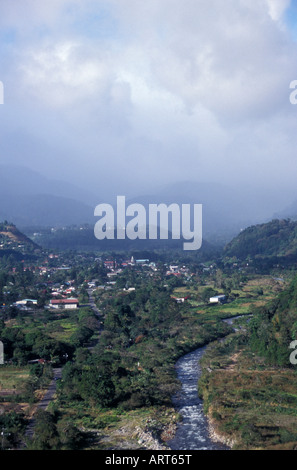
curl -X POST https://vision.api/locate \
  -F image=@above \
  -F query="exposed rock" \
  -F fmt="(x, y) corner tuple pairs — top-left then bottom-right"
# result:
(208, 418), (236, 449)
(135, 426), (168, 450)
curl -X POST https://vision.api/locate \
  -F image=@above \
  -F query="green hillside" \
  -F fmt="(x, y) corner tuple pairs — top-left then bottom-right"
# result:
(249, 274), (297, 367)
(198, 274), (297, 450)
(224, 219), (297, 261)
(0, 221), (39, 252)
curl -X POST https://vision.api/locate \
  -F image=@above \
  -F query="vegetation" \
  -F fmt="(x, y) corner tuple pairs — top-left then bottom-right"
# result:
(249, 275), (297, 367)
(224, 219), (297, 270)
(199, 273), (297, 449)
(1, 219), (297, 450)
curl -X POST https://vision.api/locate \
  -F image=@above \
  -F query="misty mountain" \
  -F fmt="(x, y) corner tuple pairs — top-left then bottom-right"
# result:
(1, 166), (296, 247)
(0, 193), (95, 228)
(224, 219), (297, 262)
(25, 224), (221, 259)
(126, 181), (278, 245)
(0, 165), (96, 204)
(0, 165), (96, 227)
(0, 222), (38, 249)
(274, 200), (297, 221)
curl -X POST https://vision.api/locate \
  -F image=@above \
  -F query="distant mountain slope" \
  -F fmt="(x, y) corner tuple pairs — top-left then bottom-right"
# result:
(224, 219), (297, 260)
(0, 166), (96, 228)
(26, 224), (221, 258)
(0, 193), (95, 228)
(0, 165), (95, 203)
(0, 222), (39, 249)
(1, 166), (294, 244)
(128, 181), (284, 246)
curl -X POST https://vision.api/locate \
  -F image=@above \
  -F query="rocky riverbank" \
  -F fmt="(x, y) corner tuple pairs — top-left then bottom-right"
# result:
(208, 416), (235, 449)
(82, 408), (178, 450)
(135, 416), (178, 450)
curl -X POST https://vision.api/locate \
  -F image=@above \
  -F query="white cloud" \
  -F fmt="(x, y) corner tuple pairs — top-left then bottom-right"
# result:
(265, 0), (291, 20)
(18, 40), (115, 108)
(1, 0), (297, 201)
(9, 0), (296, 121)
(108, 0), (297, 123)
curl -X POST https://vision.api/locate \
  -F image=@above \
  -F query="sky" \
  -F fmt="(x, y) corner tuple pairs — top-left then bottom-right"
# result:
(1, 0), (297, 209)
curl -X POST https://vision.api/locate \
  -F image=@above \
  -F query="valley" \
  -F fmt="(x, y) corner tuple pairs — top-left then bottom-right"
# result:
(0, 219), (296, 450)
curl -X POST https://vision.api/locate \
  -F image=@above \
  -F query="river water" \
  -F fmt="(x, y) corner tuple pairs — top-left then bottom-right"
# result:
(168, 316), (252, 450)
(167, 346), (229, 451)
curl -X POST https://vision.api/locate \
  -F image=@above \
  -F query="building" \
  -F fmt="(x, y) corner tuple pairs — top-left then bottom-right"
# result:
(169, 265), (179, 272)
(49, 298), (79, 310)
(209, 295), (227, 304)
(104, 260), (116, 269)
(15, 299), (38, 307)
(172, 296), (188, 303)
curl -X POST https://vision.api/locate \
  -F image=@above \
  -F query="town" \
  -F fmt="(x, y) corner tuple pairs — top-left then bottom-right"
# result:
(0, 220), (294, 450)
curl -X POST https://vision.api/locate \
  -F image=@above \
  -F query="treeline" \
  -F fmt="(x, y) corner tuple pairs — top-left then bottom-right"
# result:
(25, 408), (85, 450)
(249, 274), (297, 367)
(0, 221), (14, 231)
(57, 282), (231, 414)
(224, 219), (297, 261)
(198, 276), (297, 450)
(0, 307), (98, 365)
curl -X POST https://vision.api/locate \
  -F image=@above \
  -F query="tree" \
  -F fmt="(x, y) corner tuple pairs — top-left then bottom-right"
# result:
(28, 410), (59, 450)
(78, 368), (115, 407)
(200, 287), (217, 304)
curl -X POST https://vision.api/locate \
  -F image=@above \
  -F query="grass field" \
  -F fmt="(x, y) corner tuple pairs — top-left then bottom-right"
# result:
(7, 310), (79, 344)
(45, 318), (78, 342)
(173, 275), (287, 320)
(0, 366), (30, 392)
(55, 401), (178, 450)
(199, 325), (297, 450)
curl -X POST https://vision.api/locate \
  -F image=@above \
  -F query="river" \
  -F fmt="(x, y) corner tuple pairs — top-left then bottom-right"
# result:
(167, 346), (230, 451)
(167, 316), (251, 450)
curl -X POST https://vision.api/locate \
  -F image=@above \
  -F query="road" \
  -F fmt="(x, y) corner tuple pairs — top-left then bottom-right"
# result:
(22, 368), (62, 444)
(87, 288), (102, 316)
(22, 289), (102, 445)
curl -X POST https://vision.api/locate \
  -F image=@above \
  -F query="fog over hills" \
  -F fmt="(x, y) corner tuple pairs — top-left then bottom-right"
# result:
(1, 1), (297, 249)
(1, 165), (296, 246)
(274, 200), (297, 221)
(0, 165), (96, 227)
(0, 165), (96, 204)
(127, 181), (283, 243)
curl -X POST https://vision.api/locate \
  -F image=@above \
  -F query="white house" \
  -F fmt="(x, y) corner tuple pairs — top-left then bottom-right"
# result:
(15, 299), (38, 306)
(49, 298), (79, 310)
(209, 295), (227, 304)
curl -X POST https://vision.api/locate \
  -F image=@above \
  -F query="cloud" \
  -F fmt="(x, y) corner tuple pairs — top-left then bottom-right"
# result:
(107, 0), (297, 123)
(1, 0), (297, 205)
(0, 0), (77, 30)
(18, 40), (115, 108)
(265, 0), (291, 21)
(7, 0), (296, 121)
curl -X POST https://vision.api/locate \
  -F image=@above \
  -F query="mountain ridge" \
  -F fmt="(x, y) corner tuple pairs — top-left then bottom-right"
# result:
(223, 218), (297, 261)
(0, 221), (39, 250)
